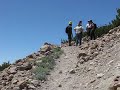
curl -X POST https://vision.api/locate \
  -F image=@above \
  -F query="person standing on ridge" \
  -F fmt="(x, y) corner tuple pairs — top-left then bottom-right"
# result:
(90, 20), (96, 40)
(74, 21), (84, 46)
(86, 20), (92, 40)
(65, 21), (73, 46)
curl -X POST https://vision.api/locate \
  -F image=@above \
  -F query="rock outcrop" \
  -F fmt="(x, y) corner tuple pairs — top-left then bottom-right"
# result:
(0, 43), (57, 90)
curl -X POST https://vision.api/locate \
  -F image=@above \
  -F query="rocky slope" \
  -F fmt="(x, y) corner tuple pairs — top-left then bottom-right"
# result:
(0, 26), (120, 90)
(40, 26), (120, 90)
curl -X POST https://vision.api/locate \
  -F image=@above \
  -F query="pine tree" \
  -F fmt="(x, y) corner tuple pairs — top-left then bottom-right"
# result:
(0, 61), (11, 71)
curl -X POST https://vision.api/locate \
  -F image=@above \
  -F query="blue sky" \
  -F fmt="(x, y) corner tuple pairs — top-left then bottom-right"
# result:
(0, 0), (120, 64)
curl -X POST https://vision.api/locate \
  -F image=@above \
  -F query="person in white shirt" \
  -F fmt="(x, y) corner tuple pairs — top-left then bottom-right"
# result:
(74, 21), (84, 46)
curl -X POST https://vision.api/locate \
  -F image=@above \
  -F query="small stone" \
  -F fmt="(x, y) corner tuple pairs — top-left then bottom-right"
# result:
(90, 79), (96, 83)
(75, 65), (79, 68)
(28, 84), (36, 89)
(90, 42), (98, 49)
(89, 56), (94, 60)
(93, 52), (99, 57)
(12, 79), (18, 84)
(13, 87), (20, 90)
(97, 73), (104, 78)
(82, 56), (89, 62)
(59, 70), (62, 74)
(30, 80), (40, 86)
(79, 59), (85, 64)
(2, 81), (6, 86)
(69, 69), (76, 74)
(90, 62), (95, 65)
(58, 84), (62, 87)
(64, 56), (68, 59)
(107, 60), (114, 65)
(77, 51), (87, 58)
(87, 66), (93, 71)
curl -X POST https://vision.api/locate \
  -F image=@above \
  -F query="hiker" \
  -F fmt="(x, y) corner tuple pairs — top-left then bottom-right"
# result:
(86, 20), (92, 39)
(89, 20), (97, 40)
(74, 21), (84, 46)
(65, 21), (73, 46)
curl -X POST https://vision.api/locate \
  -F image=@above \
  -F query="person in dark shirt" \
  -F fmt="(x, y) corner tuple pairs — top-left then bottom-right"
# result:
(89, 20), (96, 40)
(65, 21), (73, 46)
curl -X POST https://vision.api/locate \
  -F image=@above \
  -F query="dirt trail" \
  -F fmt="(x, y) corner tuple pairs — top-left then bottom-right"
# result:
(40, 46), (80, 90)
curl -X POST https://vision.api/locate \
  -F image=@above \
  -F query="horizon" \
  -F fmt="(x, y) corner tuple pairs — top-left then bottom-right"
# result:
(0, 0), (120, 64)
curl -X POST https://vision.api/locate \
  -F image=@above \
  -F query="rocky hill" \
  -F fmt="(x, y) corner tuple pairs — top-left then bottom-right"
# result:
(0, 26), (120, 90)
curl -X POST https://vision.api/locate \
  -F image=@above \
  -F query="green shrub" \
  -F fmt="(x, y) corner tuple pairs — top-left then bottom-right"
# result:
(34, 66), (49, 80)
(93, 8), (120, 38)
(33, 47), (63, 81)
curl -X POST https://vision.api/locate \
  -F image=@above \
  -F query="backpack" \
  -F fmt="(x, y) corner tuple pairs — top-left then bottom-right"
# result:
(65, 26), (69, 34)
(94, 23), (97, 29)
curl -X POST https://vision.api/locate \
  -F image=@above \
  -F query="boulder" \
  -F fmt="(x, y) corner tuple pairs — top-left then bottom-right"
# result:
(16, 61), (23, 66)
(40, 45), (52, 53)
(17, 62), (32, 71)
(27, 53), (37, 59)
(15, 59), (22, 64)
(7, 67), (17, 74)
(8, 74), (14, 81)
(18, 80), (28, 89)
